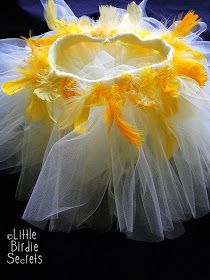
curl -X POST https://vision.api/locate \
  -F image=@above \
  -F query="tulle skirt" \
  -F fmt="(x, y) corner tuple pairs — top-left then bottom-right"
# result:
(1, 2), (210, 242)
(1, 38), (210, 241)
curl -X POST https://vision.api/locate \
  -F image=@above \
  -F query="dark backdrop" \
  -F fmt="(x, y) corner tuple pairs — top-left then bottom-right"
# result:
(1, 1), (210, 279)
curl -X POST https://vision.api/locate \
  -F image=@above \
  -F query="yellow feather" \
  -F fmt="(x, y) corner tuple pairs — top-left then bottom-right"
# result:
(91, 5), (118, 37)
(99, 5), (118, 26)
(104, 98), (114, 130)
(163, 36), (206, 61)
(45, 0), (58, 31)
(172, 11), (201, 38)
(156, 67), (179, 116)
(173, 57), (207, 86)
(61, 78), (78, 99)
(45, 0), (73, 33)
(127, 2), (142, 25)
(25, 95), (48, 121)
(2, 78), (29, 95)
(113, 102), (143, 148)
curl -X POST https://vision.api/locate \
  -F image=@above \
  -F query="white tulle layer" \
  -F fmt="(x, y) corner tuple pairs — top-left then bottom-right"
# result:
(75, 50), (140, 80)
(1, 5), (210, 241)
(0, 39), (28, 171)
(20, 81), (210, 241)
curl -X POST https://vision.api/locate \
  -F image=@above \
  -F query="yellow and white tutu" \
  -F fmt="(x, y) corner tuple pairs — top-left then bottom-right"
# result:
(1, 0), (210, 241)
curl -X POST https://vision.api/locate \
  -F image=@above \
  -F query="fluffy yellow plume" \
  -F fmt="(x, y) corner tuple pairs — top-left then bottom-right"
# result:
(2, 78), (29, 95)
(174, 58), (208, 86)
(112, 101), (143, 148)
(172, 11), (201, 38)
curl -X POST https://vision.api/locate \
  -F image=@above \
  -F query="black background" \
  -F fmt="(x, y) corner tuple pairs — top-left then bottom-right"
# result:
(1, 1), (210, 279)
